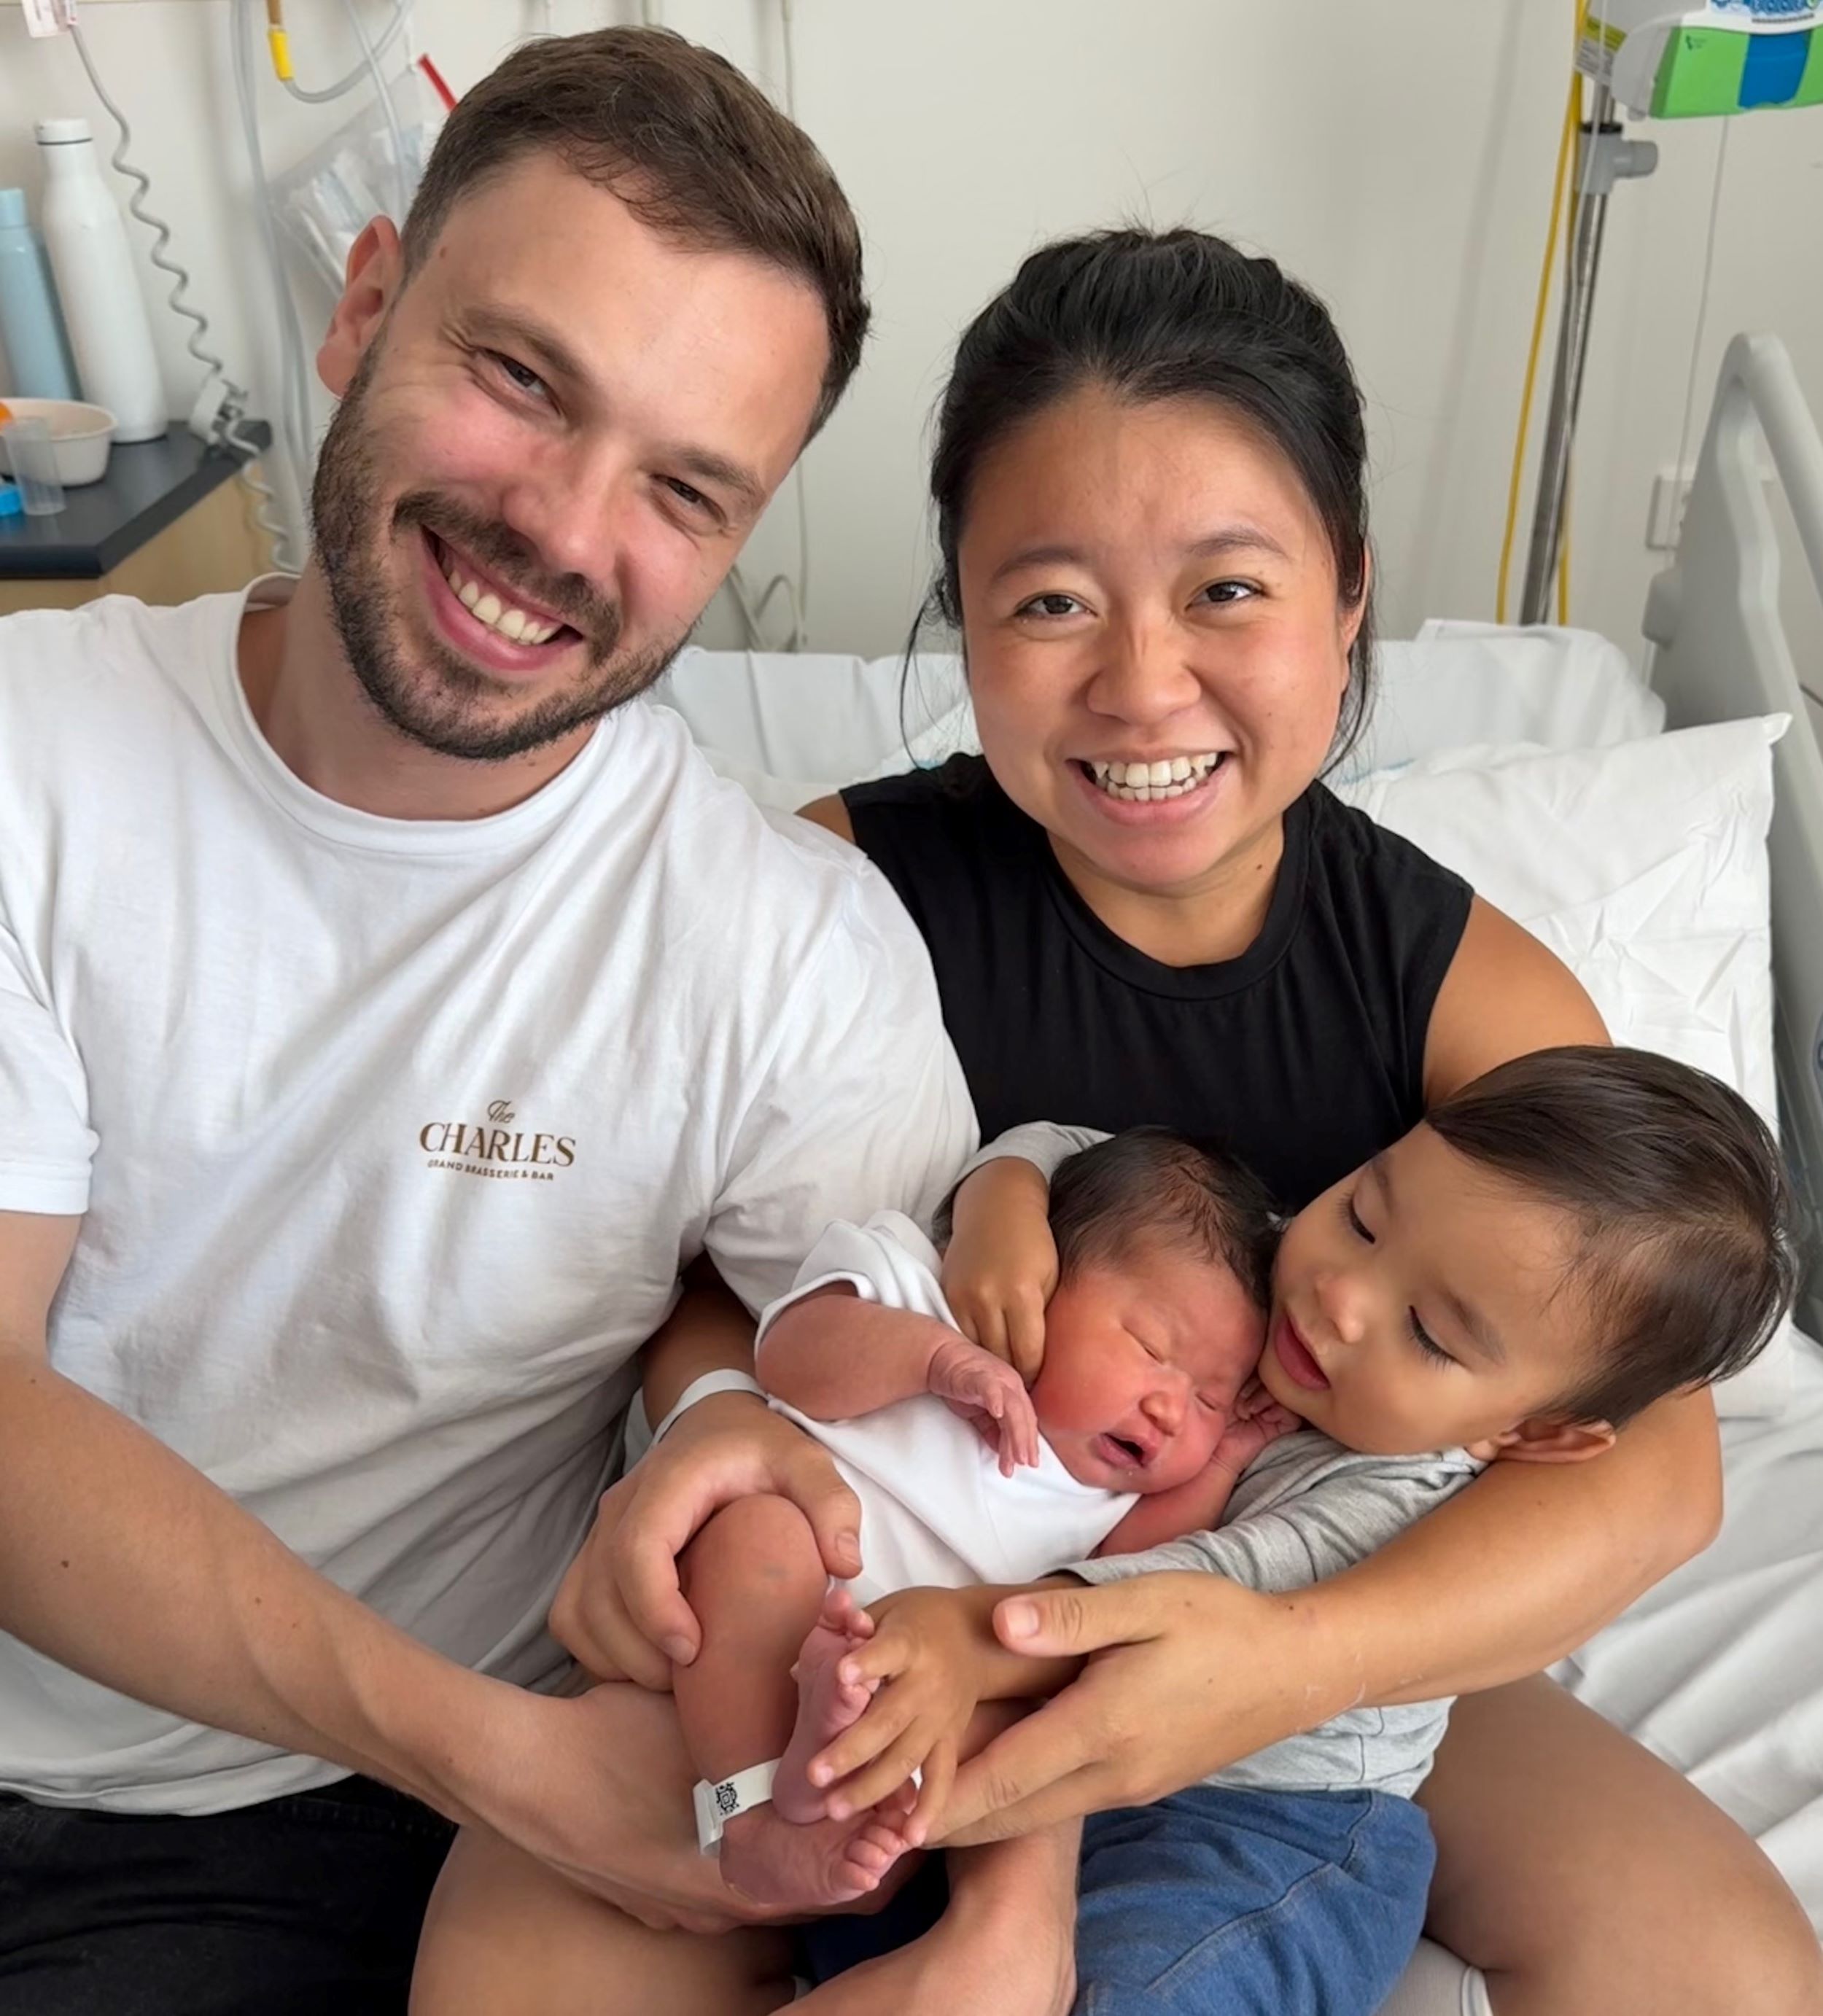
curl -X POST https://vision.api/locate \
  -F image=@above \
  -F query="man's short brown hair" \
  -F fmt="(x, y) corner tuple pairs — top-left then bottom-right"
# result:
(402, 27), (867, 436)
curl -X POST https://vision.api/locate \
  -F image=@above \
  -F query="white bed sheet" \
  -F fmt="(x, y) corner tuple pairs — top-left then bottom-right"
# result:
(1558, 1331), (1823, 1929)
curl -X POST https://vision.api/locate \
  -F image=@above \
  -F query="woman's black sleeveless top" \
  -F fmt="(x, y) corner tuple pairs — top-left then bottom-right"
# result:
(842, 756), (1473, 1212)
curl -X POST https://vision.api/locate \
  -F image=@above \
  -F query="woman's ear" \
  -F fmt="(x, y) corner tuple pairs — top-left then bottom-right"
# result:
(1465, 1414), (1616, 1466)
(1337, 545), (1373, 664)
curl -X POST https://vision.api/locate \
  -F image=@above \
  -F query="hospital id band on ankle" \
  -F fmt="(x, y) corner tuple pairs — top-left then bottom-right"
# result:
(650, 1369), (767, 1447)
(694, 1758), (780, 1852)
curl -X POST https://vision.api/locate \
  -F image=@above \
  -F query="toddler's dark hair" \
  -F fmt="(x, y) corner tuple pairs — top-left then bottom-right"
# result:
(1427, 1046), (1799, 1426)
(1047, 1127), (1279, 1309)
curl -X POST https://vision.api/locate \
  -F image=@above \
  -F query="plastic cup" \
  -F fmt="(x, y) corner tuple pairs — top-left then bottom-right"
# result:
(1, 415), (65, 515)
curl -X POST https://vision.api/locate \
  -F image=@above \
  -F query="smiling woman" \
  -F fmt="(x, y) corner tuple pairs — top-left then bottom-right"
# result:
(788, 225), (1822, 2016)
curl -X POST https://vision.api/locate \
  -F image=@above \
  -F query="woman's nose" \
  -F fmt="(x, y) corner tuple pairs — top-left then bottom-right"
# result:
(1086, 620), (1202, 725)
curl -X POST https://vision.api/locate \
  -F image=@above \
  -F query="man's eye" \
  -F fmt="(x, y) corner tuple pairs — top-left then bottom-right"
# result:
(664, 477), (712, 512)
(490, 353), (549, 400)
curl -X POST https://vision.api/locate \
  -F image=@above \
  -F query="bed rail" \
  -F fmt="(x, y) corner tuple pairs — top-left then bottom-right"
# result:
(1644, 332), (1823, 1332)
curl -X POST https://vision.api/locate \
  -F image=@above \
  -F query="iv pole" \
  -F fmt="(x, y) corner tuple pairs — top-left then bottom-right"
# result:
(1519, 81), (1659, 625)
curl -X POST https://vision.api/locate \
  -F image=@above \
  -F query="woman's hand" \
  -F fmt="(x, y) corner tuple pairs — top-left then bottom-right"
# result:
(926, 1336), (1041, 1474)
(808, 1586), (998, 1841)
(939, 1159), (1059, 1382)
(548, 1393), (863, 1689)
(935, 1573), (1342, 1845)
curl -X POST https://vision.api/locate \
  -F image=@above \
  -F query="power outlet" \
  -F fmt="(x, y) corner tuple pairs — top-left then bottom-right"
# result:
(1647, 461), (1784, 553)
(1646, 470), (1693, 552)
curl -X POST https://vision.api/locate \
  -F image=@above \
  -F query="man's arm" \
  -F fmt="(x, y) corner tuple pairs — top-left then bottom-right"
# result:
(0, 1213), (549, 1818)
(0, 1210), (798, 1929)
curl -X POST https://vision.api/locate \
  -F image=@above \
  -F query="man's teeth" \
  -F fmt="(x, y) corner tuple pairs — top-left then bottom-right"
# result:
(1086, 754), (1224, 801)
(439, 553), (563, 645)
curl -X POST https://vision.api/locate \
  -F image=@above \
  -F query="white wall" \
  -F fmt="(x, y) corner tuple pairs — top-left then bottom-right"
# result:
(2, 0), (1819, 675)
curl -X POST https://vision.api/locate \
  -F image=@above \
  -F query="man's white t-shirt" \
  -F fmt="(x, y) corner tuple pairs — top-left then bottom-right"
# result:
(0, 580), (974, 1815)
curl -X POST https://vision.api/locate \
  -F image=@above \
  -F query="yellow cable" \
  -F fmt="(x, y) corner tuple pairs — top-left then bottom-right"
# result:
(1556, 72), (1582, 628)
(1499, 7), (1587, 624)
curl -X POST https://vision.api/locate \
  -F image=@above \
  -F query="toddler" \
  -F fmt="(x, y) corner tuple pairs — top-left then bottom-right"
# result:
(780, 1046), (1796, 2013)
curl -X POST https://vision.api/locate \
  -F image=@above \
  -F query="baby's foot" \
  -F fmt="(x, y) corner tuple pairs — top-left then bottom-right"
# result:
(717, 1794), (914, 1911)
(774, 1587), (879, 1824)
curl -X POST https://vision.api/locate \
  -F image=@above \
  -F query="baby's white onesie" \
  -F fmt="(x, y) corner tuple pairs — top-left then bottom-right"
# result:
(755, 1212), (1135, 1605)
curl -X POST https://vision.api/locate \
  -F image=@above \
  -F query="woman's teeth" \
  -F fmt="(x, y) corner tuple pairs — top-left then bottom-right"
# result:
(439, 551), (564, 646)
(1085, 754), (1224, 802)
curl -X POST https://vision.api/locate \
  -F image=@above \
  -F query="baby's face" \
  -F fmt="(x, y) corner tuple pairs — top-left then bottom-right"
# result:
(1031, 1239), (1266, 1492)
(1261, 1121), (1598, 1457)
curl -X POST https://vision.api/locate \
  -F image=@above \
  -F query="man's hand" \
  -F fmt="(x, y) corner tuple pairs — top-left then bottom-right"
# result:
(926, 1336), (1040, 1475)
(548, 1392), (862, 1689)
(472, 1678), (801, 1934)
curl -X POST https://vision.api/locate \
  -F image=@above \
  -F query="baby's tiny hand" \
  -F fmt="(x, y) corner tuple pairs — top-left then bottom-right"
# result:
(927, 1336), (1041, 1476)
(1213, 1385), (1301, 1474)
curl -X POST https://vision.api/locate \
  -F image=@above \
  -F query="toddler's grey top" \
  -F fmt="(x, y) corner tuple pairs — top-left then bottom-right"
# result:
(1068, 1431), (1483, 1799)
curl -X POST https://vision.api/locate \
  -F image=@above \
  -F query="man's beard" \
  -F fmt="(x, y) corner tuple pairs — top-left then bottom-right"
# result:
(309, 349), (685, 764)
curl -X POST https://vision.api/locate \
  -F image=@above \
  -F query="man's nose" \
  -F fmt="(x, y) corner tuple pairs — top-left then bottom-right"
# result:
(1086, 618), (1202, 727)
(497, 446), (631, 600)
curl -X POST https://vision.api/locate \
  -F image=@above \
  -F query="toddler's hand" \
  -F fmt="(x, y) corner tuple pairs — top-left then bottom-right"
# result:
(806, 1586), (989, 1848)
(939, 1161), (1059, 1382)
(928, 1336), (1041, 1476)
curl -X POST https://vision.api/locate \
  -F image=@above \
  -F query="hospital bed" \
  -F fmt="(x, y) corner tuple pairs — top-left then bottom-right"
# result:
(654, 330), (1823, 1970)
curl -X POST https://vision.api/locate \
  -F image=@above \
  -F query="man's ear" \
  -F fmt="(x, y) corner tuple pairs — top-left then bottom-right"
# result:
(1465, 1414), (1616, 1465)
(316, 217), (405, 397)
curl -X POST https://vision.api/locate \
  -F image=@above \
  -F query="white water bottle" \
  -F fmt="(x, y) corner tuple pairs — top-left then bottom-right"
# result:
(34, 119), (166, 443)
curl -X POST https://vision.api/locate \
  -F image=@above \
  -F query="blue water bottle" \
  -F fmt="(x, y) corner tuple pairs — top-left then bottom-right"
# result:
(0, 186), (79, 402)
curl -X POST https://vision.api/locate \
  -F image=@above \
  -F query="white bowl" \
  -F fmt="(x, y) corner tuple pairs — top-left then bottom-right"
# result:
(0, 397), (116, 486)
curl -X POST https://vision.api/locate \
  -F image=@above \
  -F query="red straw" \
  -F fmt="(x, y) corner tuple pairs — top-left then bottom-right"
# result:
(419, 52), (456, 112)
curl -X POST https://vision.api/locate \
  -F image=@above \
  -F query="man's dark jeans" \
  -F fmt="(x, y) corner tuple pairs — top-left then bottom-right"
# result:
(0, 1775), (454, 2015)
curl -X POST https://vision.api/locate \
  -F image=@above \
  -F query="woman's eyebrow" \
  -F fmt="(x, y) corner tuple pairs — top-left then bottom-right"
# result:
(989, 524), (1292, 587)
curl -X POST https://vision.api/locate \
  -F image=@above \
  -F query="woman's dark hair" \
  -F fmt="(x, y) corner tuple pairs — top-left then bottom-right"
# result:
(1047, 1127), (1279, 1311)
(1427, 1046), (1800, 1428)
(915, 226), (1376, 767)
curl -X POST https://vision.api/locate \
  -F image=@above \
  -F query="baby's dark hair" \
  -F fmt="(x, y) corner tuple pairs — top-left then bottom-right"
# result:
(1426, 1046), (1799, 1427)
(1047, 1127), (1279, 1309)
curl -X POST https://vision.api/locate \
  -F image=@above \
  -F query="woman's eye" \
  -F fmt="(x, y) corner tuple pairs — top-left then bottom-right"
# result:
(1195, 580), (1257, 608)
(1342, 1194), (1375, 1245)
(1017, 591), (1086, 620)
(1407, 1312), (1455, 1367)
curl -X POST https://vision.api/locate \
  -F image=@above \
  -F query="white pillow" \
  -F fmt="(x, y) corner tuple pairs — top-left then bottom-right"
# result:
(1340, 621), (1665, 782)
(1338, 716), (1789, 1417)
